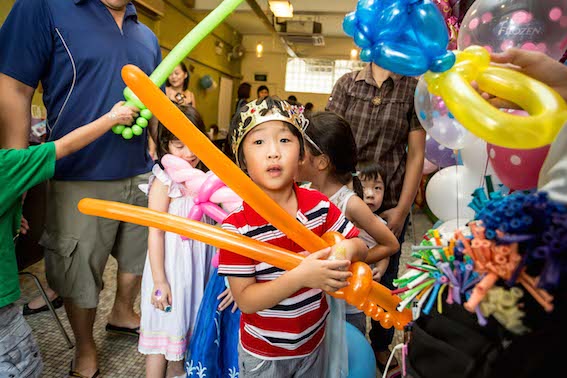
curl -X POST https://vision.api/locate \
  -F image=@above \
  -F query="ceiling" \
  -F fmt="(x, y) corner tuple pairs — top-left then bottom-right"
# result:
(192, 0), (359, 58)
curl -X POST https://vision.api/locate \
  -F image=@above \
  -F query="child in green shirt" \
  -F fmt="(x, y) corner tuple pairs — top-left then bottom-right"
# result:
(0, 101), (138, 378)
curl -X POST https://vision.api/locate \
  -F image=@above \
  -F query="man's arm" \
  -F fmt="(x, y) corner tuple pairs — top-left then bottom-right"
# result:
(326, 73), (351, 117)
(0, 74), (35, 149)
(381, 129), (426, 237)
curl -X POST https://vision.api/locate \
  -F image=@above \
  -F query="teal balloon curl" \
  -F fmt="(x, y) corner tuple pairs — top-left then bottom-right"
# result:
(114, 0), (245, 139)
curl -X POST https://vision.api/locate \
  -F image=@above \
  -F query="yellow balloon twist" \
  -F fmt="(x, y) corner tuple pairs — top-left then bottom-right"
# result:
(424, 46), (567, 149)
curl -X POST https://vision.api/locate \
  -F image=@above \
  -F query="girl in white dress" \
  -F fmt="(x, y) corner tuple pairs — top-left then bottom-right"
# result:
(138, 105), (216, 378)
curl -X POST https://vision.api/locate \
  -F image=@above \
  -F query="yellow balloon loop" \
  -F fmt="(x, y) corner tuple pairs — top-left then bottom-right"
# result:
(424, 46), (567, 149)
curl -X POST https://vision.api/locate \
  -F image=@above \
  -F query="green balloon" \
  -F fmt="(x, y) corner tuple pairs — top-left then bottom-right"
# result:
(140, 109), (153, 119)
(120, 0), (245, 139)
(122, 127), (134, 140)
(136, 117), (149, 128)
(112, 125), (125, 134)
(148, 0), (244, 87)
(132, 125), (144, 136)
(123, 89), (145, 109)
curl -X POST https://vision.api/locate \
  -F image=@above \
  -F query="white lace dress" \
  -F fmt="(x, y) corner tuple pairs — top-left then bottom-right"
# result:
(138, 165), (216, 361)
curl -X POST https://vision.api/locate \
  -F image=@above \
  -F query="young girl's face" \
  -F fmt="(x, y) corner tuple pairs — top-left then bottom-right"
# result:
(168, 65), (187, 89)
(297, 147), (322, 184)
(360, 174), (385, 212)
(168, 139), (200, 168)
(241, 120), (301, 195)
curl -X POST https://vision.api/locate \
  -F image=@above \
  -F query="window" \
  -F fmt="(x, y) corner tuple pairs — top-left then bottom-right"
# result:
(285, 58), (366, 94)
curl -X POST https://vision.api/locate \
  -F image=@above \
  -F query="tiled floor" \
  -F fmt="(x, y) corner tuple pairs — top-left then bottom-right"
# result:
(18, 211), (432, 378)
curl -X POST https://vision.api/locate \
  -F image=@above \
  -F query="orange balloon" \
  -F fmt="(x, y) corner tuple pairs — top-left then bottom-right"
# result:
(79, 198), (412, 329)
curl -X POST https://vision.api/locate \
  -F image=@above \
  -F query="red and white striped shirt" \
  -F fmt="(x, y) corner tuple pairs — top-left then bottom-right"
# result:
(219, 185), (359, 359)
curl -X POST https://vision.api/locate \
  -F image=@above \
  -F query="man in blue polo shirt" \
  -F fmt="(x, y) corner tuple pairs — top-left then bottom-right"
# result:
(0, 1), (161, 376)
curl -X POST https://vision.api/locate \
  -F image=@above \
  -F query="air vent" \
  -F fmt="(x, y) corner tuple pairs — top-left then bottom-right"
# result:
(282, 33), (325, 46)
(279, 21), (324, 46)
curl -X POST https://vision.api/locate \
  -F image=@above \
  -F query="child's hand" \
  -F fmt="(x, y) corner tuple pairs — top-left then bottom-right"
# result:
(295, 247), (352, 292)
(217, 287), (238, 313)
(19, 216), (29, 235)
(331, 238), (368, 263)
(372, 266), (385, 282)
(151, 281), (172, 312)
(107, 101), (139, 126)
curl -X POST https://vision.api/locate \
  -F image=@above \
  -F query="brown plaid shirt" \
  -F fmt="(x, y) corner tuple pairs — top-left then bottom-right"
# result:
(326, 64), (422, 211)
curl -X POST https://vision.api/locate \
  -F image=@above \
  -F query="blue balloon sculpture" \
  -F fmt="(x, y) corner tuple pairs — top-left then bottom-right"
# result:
(346, 321), (377, 378)
(344, 0), (455, 76)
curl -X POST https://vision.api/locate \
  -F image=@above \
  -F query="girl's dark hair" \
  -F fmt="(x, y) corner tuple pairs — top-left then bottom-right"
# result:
(228, 96), (305, 170)
(357, 159), (385, 185)
(157, 104), (206, 166)
(166, 62), (190, 91)
(237, 82), (251, 100)
(305, 111), (363, 198)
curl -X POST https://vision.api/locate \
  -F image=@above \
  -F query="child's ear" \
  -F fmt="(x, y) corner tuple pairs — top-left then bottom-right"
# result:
(316, 155), (330, 171)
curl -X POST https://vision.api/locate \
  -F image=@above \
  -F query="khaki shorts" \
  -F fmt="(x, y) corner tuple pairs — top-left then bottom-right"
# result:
(41, 173), (150, 309)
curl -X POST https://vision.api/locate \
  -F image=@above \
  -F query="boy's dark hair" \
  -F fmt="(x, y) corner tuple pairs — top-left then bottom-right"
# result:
(357, 159), (385, 185)
(304, 111), (363, 198)
(237, 82), (251, 99)
(166, 61), (190, 91)
(257, 85), (269, 96)
(228, 96), (305, 171)
(304, 102), (314, 111)
(157, 104), (206, 162)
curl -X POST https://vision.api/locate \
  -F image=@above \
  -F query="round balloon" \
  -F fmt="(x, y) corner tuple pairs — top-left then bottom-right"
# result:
(426, 165), (478, 221)
(346, 322), (376, 378)
(458, 0), (567, 59)
(425, 135), (458, 168)
(423, 158), (439, 175)
(487, 143), (551, 190)
(460, 138), (503, 192)
(415, 76), (478, 150)
(436, 217), (472, 241)
(199, 75), (214, 90)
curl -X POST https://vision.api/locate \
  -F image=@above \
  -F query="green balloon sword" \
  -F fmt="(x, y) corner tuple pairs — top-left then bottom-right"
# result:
(114, 0), (245, 139)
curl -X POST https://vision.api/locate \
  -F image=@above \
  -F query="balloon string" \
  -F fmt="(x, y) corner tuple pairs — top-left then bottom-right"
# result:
(455, 150), (460, 229)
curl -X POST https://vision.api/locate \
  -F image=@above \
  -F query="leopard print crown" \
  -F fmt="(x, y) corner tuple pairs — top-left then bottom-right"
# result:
(231, 98), (309, 165)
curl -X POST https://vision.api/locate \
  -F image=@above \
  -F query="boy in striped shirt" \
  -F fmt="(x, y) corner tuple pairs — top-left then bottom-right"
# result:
(219, 97), (368, 377)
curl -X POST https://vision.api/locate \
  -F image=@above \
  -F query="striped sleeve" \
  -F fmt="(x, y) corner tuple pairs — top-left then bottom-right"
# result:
(218, 216), (257, 277)
(326, 201), (359, 239)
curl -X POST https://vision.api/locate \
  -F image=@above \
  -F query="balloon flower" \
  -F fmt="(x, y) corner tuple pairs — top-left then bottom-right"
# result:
(161, 153), (242, 224)
(343, 0), (456, 76)
(113, 0), (245, 139)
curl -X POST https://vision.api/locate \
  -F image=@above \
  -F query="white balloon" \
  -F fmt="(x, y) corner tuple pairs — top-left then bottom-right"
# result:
(460, 138), (502, 189)
(436, 218), (472, 243)
(426, 166), (478, 222)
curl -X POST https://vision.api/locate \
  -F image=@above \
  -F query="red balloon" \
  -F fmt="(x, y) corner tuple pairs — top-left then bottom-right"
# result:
(487, 143), (550, 190)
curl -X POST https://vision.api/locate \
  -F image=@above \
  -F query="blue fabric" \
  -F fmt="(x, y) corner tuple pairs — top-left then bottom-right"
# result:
(186, 269), (240, 378)
(0, 0), (161, 181)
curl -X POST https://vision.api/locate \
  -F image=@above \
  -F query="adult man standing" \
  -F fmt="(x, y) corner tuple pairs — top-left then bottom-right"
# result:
(0, 1), (161, 376)
(327, 62), (425, 375)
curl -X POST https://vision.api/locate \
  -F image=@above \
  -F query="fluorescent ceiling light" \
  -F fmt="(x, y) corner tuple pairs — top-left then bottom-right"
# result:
(269, 1), (293, 18)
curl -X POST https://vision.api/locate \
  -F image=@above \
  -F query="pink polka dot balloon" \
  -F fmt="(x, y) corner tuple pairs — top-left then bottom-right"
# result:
(487, 143), (550, 190)
(458, 0), (567, 59)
